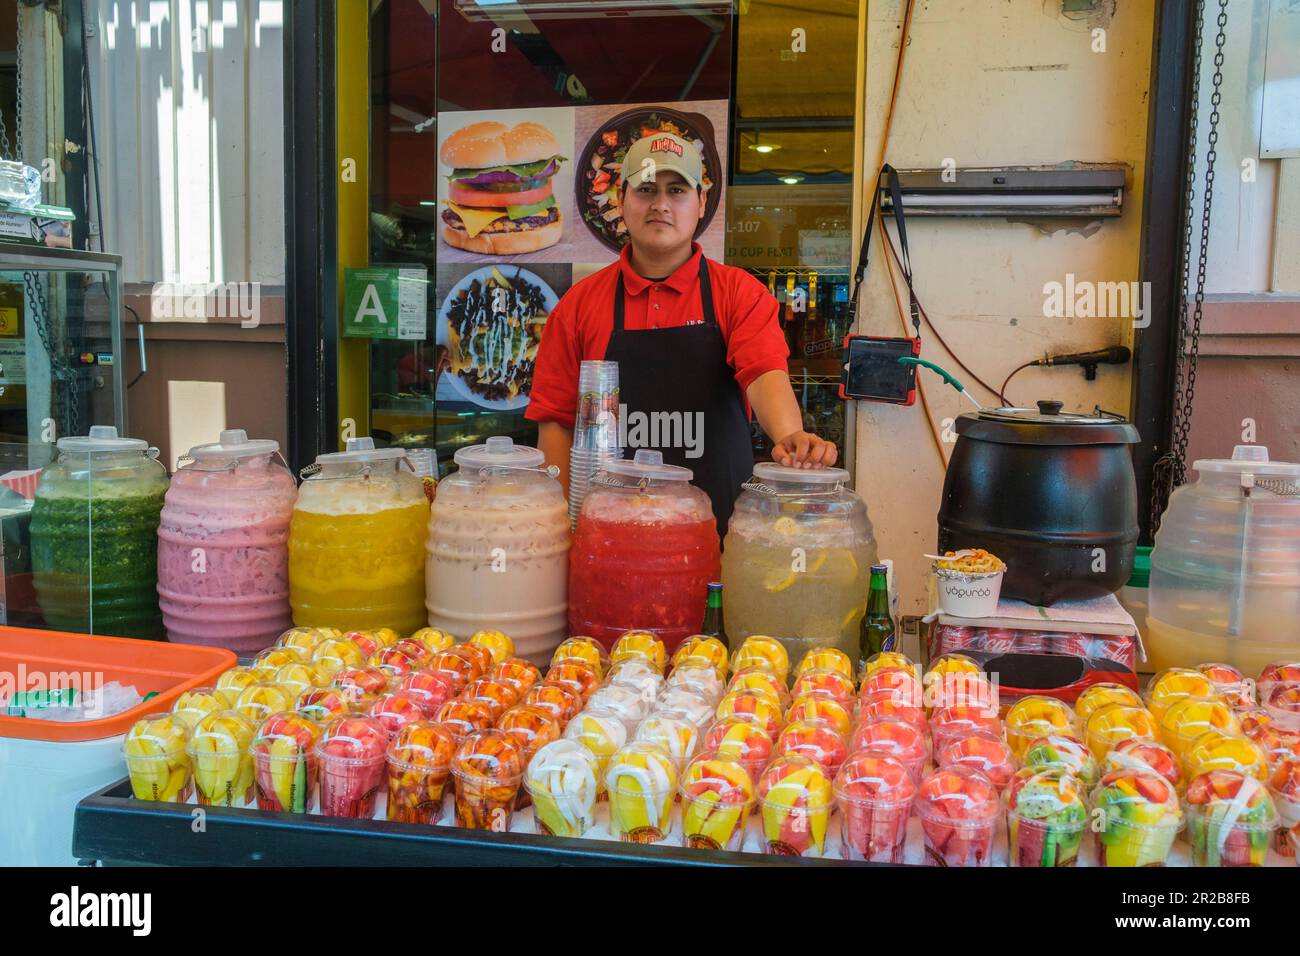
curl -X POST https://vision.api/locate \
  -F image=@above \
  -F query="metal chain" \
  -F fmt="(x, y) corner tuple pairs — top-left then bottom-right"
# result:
(13, 0), (23, 160)
(24, 270), (82, 440)
(1150, 0), (1227, 535)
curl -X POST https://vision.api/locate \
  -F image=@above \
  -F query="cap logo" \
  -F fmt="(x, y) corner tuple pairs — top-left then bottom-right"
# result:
(649, 136), (684, 158)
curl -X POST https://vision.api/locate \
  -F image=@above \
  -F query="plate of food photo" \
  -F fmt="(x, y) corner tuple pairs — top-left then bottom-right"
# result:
(436, 265), (558, 410)
(576, 106), (722, 252)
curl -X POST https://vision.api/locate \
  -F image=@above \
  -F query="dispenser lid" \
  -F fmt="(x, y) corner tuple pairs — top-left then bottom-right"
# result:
(56, 425), (148, 454)
(315, 437), (407, 464)
(188, 429), (280, 461)
(1193, 445), (1300, 479)
(454, 436), (545, 471)
(752, 462), (849, 485)
(600, 449), (693, 482)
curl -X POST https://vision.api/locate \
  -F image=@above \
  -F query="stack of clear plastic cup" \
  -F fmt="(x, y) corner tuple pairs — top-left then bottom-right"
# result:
(569, 360), (621, 526)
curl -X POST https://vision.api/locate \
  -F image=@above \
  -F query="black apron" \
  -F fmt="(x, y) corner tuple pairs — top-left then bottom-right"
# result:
(604, 255), (754, 540)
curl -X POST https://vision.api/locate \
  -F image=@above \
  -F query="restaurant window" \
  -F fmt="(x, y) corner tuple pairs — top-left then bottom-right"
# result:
(360, 0), (862, 474)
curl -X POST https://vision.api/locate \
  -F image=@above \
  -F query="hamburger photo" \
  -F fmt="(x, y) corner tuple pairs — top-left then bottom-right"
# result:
(440, 120), (566, 255)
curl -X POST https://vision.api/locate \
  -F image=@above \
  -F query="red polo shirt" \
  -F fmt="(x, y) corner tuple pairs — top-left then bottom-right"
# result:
(525, 243), (790, 430)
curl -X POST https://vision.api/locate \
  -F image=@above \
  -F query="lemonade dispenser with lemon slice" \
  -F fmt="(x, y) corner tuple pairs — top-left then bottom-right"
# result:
(720, 463), (875, 661)
(288, 438), (429, 634)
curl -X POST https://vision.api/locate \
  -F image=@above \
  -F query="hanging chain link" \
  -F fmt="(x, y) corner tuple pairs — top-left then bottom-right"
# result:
(14, 0), (24, 160)
(1150, 0), (1228, 535)
(25, 270), (81, 440)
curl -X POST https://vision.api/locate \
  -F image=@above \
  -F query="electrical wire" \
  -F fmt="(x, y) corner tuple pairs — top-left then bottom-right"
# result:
(124, 304), (145, 389)
(998, 361), (1036, 407)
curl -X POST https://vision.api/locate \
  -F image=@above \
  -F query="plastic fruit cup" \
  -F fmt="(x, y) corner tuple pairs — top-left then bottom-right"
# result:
(1005, 696), (1075, 761)
(930, 704), (1001, 753)
(451, 729), (524, 831)
(526, 740), (601, 838)
(1074, 682), (1144, 726)
(123, 715), (193, 803)
(393, 670), (457, 716)
(790, 669), (857, 711)
(1102, 738), (1182, 793)
(859, 666), (924, 709)
(655, 686), (717, 728)
(664, 663), (725, 705)
(1091, 769), (1183, 867)
(368, 692), (429, 738)
(679, 755), (754, 851)
(634, 713), (700, 773)
(498, 704), (562, 808)
(861, 651), (919, 682)
(408, 627), (456, 656)
(1085, 703), (1159, 761)
(1264, 682), (1300, 732)
(604, 742), (678, 844)
(171, 686), (233, 729)
(776, 719), (849, 780)
(1021, 733), (1099, 789)
(468, 629), (514, 664)
(915, 765), (1000, 867)
(186, 710), (256, 807)
(551, 636), (608, 677)
(795, 646), (855, 681)
(669, 635), (728, 680)
(585, 684), (653, 734)
(1159, 696), (1241, 758)
(730, 636), (790, 684)
(545, 661), (602, 702)
(251, 712), (322, 813)
(608, 659), (667, 700)
(315, 715), (389, 818)
(521, 682), (582, 726)
(834, 752), (917, 864)
(786, 696), (853, 738)
(1144, 667), (1215, 725)
(294, 687), (352, 725)
(1270, 761), (1300, 856)
(385, 720), (458, 824)
(611, 630), (668, 673)
(700, 716), (774, 785)
(727, 666), (791, 709)
(1185, 770), (1278, 867)
(850, 716), (928, 782)
(1006, 768), (1088, 868)
(936, 730), (1017, 792)
(1183, 730), (1269, 782)
(491, 658), (543, 698)
(757, 754), (833, 857)
(857, 689), (927, 733)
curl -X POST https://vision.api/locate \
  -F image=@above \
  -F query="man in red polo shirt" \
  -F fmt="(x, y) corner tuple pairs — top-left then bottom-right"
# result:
(526, 131), (837, 537)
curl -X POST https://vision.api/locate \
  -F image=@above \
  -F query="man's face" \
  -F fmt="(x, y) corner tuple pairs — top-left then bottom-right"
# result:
(621, 170), (705, 257)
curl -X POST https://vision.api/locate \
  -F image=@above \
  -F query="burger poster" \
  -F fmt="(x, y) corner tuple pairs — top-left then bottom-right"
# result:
(434, 99), (729, 411)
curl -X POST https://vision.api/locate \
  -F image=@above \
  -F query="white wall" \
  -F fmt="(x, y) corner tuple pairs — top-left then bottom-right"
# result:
(855, 0), (1155, 614)
(86, 0), (285, 286)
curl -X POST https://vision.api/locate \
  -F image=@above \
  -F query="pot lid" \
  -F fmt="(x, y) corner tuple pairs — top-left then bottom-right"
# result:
(600, 449), (693, 482)
(454, 435), (544, 471)
(56, 425), (148, 454)
(1193, 445), (1300, 479)
(188, 428), (279, 461)
(752, 462), (849, 485)
(315, 437), (407, 465)
(957, 400), (1140, 446)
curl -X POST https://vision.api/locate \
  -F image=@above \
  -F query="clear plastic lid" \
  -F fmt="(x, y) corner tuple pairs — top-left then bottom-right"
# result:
(603, 741), (679, 795)
(1192, 444), (1300, 479)
(680, 753), (754, 804)
(57, 425), (148, 454)
(314, 436), (407, 465)
(315, 714), (390, 763)
(775, 718), (849, 776)
(453, 435), (545, 471)
(1103, 737), (1182, 790)
(525, 739), (601, 793)
(1092, 767), (1183, 827)
(1184, 770), (1278, 829)
(701, 716), (774, 766)
(386, 720), (458, 772)
(1006, 767), (1088, 823)
(452, 728), (525, 782)
(850, 716), (928, 763)
(187, 428), (279, 462)
(834, 752), (917, 806)
(936, 729), (1017, 790)
(598, 449), (694, 483)
(915, 765), (1001, 823)
(756, 753), (833, 809)
(750, 462), (850, 486)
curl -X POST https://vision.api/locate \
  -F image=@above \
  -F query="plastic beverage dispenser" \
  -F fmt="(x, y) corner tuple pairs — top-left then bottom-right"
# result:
(31, 426), (169, 638)
(289, 438), (428, 634)
(156, 429), (298, 653)
(426, 436), (570, 665)
(721, 463), (876, 662)
(568, 449), (720, 652)
(1147, 445), (1300, 673)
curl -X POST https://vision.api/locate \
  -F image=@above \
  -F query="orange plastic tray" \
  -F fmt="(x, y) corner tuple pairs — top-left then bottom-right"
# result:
(0, 626), (235, 742)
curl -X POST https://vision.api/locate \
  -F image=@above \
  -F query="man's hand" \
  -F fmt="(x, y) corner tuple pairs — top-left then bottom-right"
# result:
(772, 430), (838, 468)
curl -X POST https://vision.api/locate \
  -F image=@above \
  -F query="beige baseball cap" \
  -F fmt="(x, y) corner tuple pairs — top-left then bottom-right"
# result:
(619, 131), (702, 189)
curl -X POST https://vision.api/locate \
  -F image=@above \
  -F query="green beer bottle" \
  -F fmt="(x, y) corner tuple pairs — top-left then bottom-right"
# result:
(701, 582), (729, 650)
(859, 564), (896, 667)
